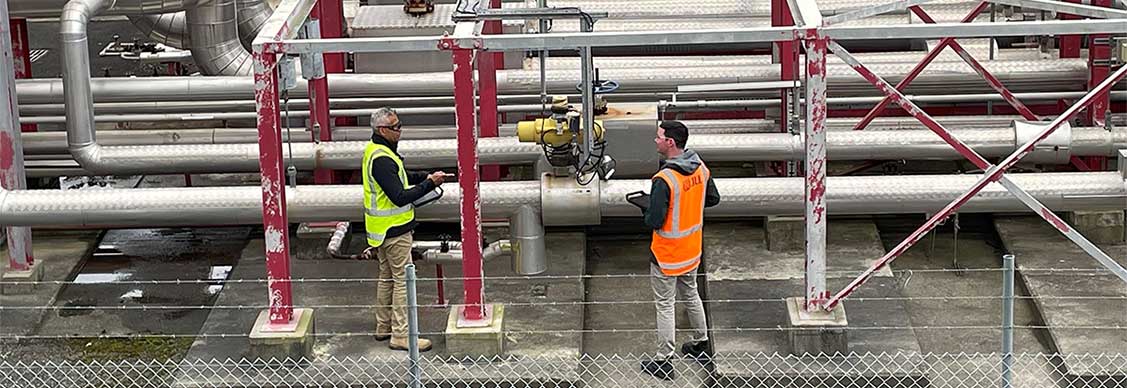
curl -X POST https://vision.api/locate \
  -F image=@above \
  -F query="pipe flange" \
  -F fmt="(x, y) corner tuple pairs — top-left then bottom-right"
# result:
(541, 173), (601, 226)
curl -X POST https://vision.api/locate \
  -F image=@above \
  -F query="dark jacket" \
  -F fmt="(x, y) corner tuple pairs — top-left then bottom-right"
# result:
(369, 133), (437, 238)
(644, 150), (721, 263)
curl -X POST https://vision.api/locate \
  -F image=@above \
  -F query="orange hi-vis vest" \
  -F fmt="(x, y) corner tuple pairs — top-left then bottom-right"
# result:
(650, 164), (711, 276)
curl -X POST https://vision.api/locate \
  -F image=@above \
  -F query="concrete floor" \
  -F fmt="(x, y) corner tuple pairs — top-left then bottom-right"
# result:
(3, 213), (1122, 387)
(995, 215), (1127, 379)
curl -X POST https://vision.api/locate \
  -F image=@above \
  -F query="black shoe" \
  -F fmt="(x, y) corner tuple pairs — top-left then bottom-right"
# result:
(680, 341), (710, 362)
(640, 359), (675, 381)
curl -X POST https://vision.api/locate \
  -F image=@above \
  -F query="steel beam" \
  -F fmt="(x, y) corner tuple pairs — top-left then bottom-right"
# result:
(908, 5), (1038, 121)
(302, 12), (333, 184)
(853, 2), (990, 130)
(275, 19), (1125, 54)
(452, 47), (486, 322)
(772, 0), (798, 134)
(0, 4), (32, 272)
(823, 0), (937, 26)
(803, 29), (828, 311)
(825, 51), (1127, 310)
(478, 0), (502, 182)
(787, 0), (824, 26)
(10, 17), (33, 132)
(988, 0), (1127, 19)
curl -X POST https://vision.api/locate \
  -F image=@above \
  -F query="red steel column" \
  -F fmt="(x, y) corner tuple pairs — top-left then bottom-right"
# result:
(803, 29), (828, 310)
(308, 4), (334, 184)
(1086, 0), (1112, 128)
(0, 6), (33, 272)
(318, 0), (352, 130)
(9, 17), (33, 132)
(1059, 0), (1082, 59)
(453, 47), (486, 321)
(254, 47), (294, 324)
(478, 0), (502, 181)
(772, 0), (797, 133)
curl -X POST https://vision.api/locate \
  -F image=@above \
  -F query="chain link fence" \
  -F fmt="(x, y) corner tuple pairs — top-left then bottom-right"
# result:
(1, 351), (1126, 388)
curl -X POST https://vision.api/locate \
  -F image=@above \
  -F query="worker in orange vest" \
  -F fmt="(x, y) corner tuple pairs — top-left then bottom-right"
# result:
(640, 121), (720, 380)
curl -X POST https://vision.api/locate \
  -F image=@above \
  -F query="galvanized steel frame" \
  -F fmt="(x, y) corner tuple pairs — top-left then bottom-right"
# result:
(254, 0), (1127, 320)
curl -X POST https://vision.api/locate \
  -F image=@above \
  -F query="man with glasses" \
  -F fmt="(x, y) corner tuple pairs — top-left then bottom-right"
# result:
(363, 107), (446, 351)
(640, 120), (720, 380)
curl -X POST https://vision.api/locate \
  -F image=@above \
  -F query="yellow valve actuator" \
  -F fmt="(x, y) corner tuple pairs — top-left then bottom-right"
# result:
(516, 118), (605, 146)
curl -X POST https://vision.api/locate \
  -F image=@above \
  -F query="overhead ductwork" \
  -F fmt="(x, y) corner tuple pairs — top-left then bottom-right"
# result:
(186, 0), (254, 76)
(128, 12), (191, 48)
(236, 0), (272, 50)
(0, 172), (1124, 227)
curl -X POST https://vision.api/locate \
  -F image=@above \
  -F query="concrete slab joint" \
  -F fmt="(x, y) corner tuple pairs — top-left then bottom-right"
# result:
(785, 297), (848, 355)
(1066, 210), (1125, 244)
(767, 216), (804, 252)
(249, 308), (316, 360)
(446, 304), (506, 358)
(1, 260), (45, 295)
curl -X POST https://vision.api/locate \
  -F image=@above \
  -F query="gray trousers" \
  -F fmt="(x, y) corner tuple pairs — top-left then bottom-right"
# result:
(651, 262), (709, 359)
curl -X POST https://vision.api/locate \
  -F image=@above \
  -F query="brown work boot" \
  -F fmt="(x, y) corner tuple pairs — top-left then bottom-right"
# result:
(374, 326), (391, 341)
(389, 337), (432, 352)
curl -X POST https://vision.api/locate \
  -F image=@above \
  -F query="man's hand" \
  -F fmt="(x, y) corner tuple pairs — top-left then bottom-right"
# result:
(428, 171), (447, 185)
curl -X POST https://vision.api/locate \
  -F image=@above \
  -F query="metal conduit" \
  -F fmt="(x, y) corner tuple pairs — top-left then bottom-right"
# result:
(0, 172), (1122, 227)
(20, 127), (1127, 174)
(18, 58), (1089, 104)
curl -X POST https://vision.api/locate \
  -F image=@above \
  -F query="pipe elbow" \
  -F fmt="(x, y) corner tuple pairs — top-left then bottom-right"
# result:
(68, 143), (104, 173)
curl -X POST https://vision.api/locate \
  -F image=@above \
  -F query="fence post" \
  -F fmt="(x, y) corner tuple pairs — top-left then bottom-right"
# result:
(406, 263), (421, 388)
(1001, 253), (1015, 388)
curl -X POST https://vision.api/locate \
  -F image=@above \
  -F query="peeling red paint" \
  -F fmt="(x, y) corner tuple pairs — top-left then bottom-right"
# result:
(254, 49), (294, 325)
(1042, 208), (1072, 233)
(0, 132), (12, 170)
(453, 48), (487, 322)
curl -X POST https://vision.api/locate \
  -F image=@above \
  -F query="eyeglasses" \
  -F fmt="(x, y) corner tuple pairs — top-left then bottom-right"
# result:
(380, 122), (402, 132)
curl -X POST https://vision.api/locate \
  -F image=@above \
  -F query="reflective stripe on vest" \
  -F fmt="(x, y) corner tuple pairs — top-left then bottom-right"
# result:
(362, 142), (416, 247)
(654, 168), (710, 239)
(650, 163), (710, 276)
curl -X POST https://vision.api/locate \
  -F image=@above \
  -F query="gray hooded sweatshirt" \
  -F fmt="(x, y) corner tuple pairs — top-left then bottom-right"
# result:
(644, 149), (721, 231)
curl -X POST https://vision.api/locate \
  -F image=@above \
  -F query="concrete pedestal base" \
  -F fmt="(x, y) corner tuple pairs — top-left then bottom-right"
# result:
(445, 304), (505, 358)
(766, 216), (804, 252)
(786, 297), (848, 355)
(1067, 210), (1125, 244)
(249, 308), (316, 360)
(2, 261), (45, 295)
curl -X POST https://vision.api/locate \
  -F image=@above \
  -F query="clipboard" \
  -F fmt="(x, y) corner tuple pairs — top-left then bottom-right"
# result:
(413, 186), (444, 208)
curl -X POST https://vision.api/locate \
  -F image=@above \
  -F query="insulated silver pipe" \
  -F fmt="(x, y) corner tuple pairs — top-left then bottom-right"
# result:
(128, 12), (191, 48)
(0, 173), (1122, 227)
(186, 0), (253, 76)
(21, 128), (1125, 173)
(236, 0), (271, 49)
(17, 58), (1089, 104)
(21, 104), (549, 124)
(11, 0), (203, 17)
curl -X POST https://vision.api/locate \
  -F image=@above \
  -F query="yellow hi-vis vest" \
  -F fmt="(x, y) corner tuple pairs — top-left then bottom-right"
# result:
(362, 142), (416, 247)
(650, 165), (710, 276)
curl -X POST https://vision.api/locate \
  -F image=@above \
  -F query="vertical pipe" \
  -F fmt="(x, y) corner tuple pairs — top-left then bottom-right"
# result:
(0, 3), (33, 272)
(1001, 253), (1015, 388)
(579, 45), (595, 163)
(435, 264), (446, 306)
(306, 6), (333, 184)
(773, 0), (797, 134)
(803, 30), (828, 310)
(478, 0), (502, 181)
(254, 46), (294, 325)
(406, 263), (422, 388)
(453, 48), (485, 321)
(9, 17), (34, 132)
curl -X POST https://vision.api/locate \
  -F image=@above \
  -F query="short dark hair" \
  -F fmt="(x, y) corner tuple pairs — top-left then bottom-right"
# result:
(660, 121), (689, 149)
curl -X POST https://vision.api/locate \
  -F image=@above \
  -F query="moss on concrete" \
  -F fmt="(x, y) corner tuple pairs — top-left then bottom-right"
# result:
(67, 337), (194, 361)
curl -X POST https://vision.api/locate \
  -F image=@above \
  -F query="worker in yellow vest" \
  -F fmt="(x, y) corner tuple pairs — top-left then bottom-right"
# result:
(364, 107), (446, 352)
(641, 121), (720, 380)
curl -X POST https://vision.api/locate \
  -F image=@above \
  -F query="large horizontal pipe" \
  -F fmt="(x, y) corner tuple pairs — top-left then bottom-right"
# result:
(20, 104), (550, 124)
(1, 172), (1122, 227)
(19, 127), (1125, 173)
(19, 90), (1121, 117)
(16, 58), (1088, 104)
